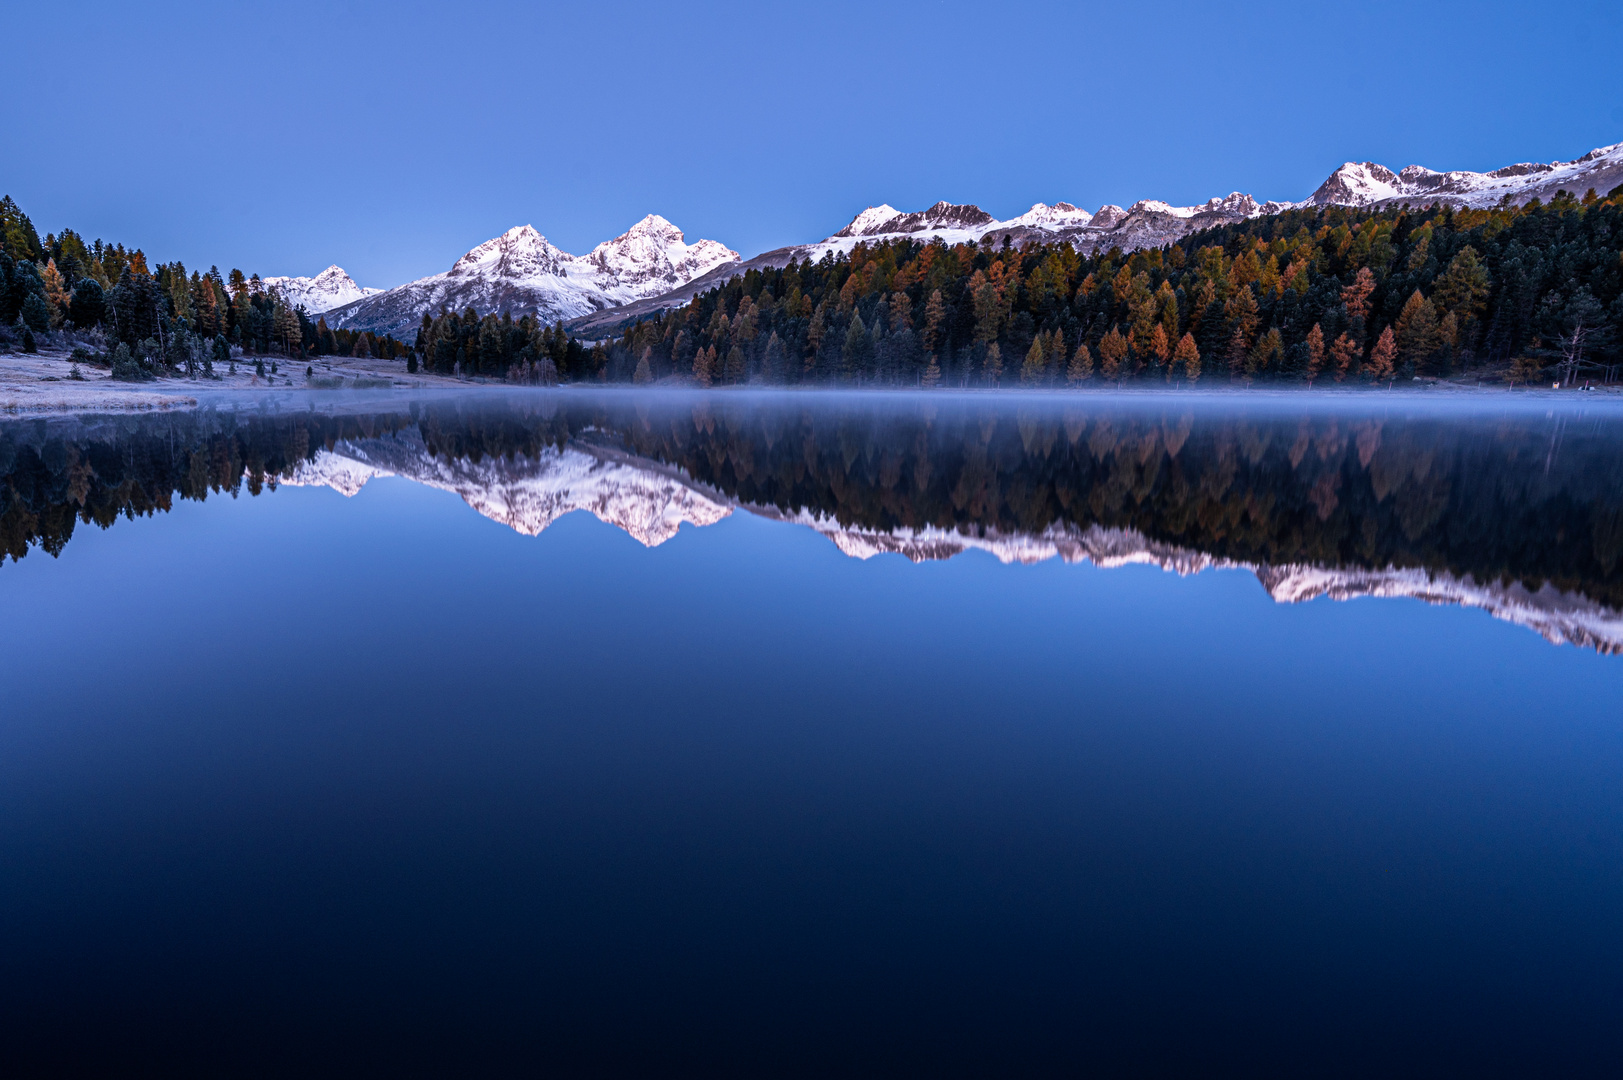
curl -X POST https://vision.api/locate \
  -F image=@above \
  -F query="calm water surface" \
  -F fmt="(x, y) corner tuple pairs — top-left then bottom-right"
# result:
(2, 389), (1621, 1076)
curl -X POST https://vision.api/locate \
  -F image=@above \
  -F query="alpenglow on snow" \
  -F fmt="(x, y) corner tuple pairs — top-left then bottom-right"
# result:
(321, 216), (739, 339)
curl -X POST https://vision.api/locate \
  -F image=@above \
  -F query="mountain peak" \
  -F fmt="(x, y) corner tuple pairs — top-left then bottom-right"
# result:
(450, 224), (567, 278)
(259, 264), (380, 314)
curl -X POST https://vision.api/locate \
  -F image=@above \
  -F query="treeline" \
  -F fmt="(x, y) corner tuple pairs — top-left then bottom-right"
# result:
(582, 186), (1623, 387)
(408, 309), (586, 381)
(0, 194), (406, 372)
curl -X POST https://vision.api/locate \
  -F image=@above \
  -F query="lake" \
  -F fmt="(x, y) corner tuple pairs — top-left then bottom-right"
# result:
(2, 389), (1621, 1076)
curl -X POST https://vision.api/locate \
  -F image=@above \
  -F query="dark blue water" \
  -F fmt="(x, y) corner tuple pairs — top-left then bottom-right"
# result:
(1, 391), (1621, 1076)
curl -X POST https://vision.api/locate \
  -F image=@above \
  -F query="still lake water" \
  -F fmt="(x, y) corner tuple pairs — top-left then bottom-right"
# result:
(2, 389), (1621, 1076)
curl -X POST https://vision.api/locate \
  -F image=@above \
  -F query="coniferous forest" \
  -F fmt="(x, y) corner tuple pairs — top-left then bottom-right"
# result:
(0, 195), (407, 377)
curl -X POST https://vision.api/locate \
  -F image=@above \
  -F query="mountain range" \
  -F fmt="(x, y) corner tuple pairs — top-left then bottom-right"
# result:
(294, 140), (1623, 338)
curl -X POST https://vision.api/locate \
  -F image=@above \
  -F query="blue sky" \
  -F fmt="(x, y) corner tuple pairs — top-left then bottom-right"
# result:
(10, 0), (1622, 287)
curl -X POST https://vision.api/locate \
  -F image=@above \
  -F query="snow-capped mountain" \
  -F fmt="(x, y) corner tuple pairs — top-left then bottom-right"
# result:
(259, 265), (382, 314)
(322, 215), (738, 340)
(797, 193), (1296, 262)
(1305, 142), (1623, 209)
(279, 434), (1623, 655)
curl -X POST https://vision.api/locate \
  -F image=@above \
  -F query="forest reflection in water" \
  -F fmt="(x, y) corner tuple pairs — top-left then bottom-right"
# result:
(3, 389), (1621, 651)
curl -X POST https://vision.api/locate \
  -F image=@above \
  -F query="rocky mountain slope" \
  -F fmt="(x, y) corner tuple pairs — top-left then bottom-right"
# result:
(320, 216), (738, 340)
(281, 434), (1623, 655)
(260, 265), (382, 314)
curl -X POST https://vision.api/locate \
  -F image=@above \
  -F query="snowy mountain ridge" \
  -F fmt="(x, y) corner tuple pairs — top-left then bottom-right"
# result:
(259, 265), (383, 314)
(1305, 141), (1623, 209)
(322, 215), (739, 340)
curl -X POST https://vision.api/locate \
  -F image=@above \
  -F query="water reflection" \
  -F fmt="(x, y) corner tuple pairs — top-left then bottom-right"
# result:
(4, 391), (1621, 650)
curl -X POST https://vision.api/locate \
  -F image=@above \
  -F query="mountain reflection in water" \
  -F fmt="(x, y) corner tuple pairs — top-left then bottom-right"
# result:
(3, 390), (1621, 651)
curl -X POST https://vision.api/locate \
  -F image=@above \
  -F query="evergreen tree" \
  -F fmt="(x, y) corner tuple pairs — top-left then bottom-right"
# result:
(983, 342), (1003, 385)
(69, 278), (106, 328)
(21, 291), (51, 332)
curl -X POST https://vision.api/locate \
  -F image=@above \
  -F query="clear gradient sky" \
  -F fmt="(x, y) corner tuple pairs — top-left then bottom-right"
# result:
(11, 0), (1623, 287)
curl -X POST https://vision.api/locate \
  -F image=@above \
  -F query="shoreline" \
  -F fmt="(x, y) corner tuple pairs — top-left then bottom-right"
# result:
(4, 344), (1618, 414)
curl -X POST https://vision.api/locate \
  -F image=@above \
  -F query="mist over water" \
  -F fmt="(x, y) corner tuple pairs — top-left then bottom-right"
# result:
(2, 390), (1621, 1075)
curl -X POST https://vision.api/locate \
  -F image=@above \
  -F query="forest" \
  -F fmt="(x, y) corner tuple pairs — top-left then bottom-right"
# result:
(566, 186), (1623, 388)
(0, 195), (407, 377)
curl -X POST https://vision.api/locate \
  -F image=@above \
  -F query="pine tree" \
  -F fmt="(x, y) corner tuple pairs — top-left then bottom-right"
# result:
(1305, 323), (1325, 385)
(922, 354), (942, 388)
(724, 344), (745, 383)
(843, 311), (869, 379)
(762, 330), (785, 381)
(983, 342), (1003, 385)
(69, 278), (106, 328)
(20, 290), (50, 332)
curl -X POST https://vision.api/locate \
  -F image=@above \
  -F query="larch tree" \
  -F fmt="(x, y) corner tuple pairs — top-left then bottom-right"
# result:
(1393, 289), (1440, 371)
(1149, 323), (1171, 377)
(1098, 326), (1128, 382)
(1330, 332), (1358, 382)
(1173, 332), (1200, 383)
(1068, 342), (1093, 385)
(1021, 336), (1046, 385)
(1305, 323), (1326, 385)
(922, 289), (945, 354)
(1366, 327), (1397, 383)
(1341, 267), (1376, 321)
